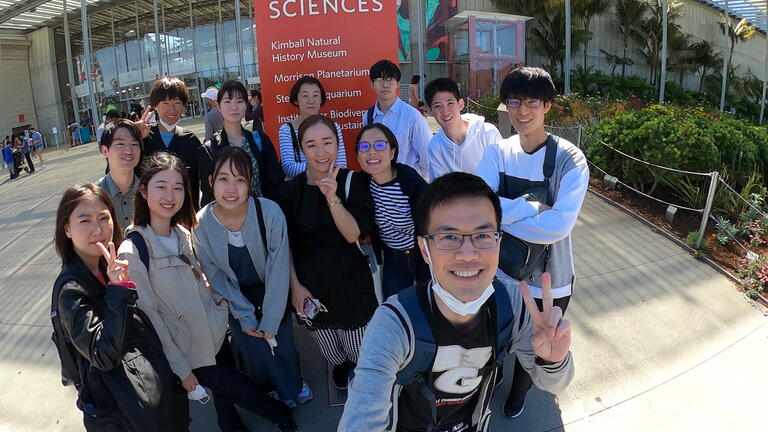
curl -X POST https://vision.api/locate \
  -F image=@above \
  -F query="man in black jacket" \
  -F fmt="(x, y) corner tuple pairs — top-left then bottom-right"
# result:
(141, 76), (213, 209)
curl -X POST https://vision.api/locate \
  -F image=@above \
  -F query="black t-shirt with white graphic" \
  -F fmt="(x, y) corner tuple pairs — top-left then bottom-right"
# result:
(397, 294), (494, 432)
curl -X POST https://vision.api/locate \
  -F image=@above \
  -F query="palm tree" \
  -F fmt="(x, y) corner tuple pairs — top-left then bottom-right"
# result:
(688, 40), (721, 92)
(573, 0), (611, 68)
(668, 31), (693, 85)
(615, 0), (648, 77)
(635, 0), (683, 85)
(719, 16), (757, 80)
(528, 0), (589, 81)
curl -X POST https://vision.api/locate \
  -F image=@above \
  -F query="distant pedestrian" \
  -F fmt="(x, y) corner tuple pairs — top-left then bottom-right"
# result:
(19, 134), (35, 173)
(70, 123), (81, 147)
(202, 87), (224, 142)
(30, 127), (45, 169)
(3, 140), (15, 179)
(246, 89), (264, 134)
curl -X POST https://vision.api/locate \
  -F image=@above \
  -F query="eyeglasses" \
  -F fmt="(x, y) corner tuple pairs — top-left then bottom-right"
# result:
(505, 98), (542, 109)
(373, 77), (397, 85)
(423, 231), (503, 250)
(357, 140), (388, 152)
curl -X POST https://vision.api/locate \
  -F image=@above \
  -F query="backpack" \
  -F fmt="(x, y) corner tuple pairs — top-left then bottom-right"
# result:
(381, 280), (520, 431)
(366, 106), (375, 125)
(50, 272), (84, 387)
(497, 135), (558, 281)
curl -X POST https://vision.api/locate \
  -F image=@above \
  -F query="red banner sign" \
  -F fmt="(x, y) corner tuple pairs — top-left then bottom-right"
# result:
(255, 0), (398, 169)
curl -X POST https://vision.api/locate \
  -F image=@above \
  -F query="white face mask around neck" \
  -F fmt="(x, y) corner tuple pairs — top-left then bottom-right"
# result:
(421, 237), (495, 317)
(158, 118), (179, 132)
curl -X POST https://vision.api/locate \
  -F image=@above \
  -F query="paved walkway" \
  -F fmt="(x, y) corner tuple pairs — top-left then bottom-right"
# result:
(0, 123), (765, 431)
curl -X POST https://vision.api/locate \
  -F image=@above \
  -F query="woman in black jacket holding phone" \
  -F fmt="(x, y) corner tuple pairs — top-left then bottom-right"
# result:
(51, 183), (187, 431)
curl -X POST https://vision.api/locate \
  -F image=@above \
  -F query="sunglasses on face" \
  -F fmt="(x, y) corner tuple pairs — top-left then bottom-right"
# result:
(357, 140), (389, 152)
(505, 98), (542, 109)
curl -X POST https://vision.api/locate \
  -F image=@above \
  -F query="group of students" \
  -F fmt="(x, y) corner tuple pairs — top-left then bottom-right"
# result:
(51, 60), (587, 432)
(3, 128), (45, 179)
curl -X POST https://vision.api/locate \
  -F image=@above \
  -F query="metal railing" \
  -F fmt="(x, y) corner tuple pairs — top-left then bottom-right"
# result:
(559, 124), (720, 249)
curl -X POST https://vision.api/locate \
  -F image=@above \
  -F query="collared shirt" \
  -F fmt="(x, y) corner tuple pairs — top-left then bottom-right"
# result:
(362, 97), (432, 179)
(98, 174), (139, 231)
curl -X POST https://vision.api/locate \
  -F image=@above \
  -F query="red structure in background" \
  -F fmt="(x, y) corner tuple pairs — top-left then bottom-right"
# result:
(446, 11), (528, 100)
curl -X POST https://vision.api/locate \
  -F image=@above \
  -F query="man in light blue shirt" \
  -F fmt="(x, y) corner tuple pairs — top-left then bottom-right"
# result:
(29, 127), (45, 169)
(362, 60), (432, 180)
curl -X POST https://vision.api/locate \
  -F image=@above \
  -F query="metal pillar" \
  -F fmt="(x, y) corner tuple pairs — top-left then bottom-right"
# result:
(720, 0), (729, 112)
(235, 0), (245, 79)
(564, 0), (571, 94)
(63, 0), (81, 125)
(416, 0), (426, 99)
(111, 8), (119, 97)
(161, 1), (170, 75)
(659, 0), (668, 103)
(80, 0), (99, 130)
(136, 2), (145, 92)
(760, 29), (767, 124)
(153, 0), (163, 76)
(217, 0), (223, 70)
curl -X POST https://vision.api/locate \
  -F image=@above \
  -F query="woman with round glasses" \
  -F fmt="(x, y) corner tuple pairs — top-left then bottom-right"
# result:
(355, 123), (429, 299)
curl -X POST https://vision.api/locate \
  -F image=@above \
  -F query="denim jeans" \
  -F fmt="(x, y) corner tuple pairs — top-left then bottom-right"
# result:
(381, 246), (429, 300)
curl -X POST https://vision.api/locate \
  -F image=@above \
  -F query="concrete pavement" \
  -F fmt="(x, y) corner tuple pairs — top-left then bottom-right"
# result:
(0, 121), (765, 431)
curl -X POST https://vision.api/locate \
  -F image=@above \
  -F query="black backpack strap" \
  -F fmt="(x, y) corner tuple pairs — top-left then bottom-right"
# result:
(393, 285), (436, 386)
(491, 279), (515, 364)
(543, 134), (558, 180)
(286, 122), (300, 161)
(209, 131), (221, 154)
(253, 198), (268, 256)
(126, 231), (150, 270)
(367, 106), (375, 125)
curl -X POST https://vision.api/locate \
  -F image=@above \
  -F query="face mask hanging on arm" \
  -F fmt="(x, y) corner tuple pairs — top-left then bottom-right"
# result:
(421, 237), (495, 317)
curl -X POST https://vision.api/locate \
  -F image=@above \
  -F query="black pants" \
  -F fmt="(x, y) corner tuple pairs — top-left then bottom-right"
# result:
(508, 295), (571, 403)
(193, 343), (293, 431)
(23, 152), (34, 172)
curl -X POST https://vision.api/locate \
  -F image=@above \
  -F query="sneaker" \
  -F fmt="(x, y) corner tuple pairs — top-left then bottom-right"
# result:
(332, 363), (351, 390)
(502, 395), (525, 418)
(296, 381), (313, 404)
(274, 420), (298, 432)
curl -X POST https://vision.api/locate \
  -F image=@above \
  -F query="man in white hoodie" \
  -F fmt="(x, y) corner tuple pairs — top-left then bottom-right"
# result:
(426, 78), (502, 180)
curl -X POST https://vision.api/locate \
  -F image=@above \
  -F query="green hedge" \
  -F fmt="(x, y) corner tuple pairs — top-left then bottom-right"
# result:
(587, 105), (768, 206)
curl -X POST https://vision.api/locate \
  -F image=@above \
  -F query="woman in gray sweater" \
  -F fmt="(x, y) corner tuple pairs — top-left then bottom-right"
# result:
(193, 146), (311, 409)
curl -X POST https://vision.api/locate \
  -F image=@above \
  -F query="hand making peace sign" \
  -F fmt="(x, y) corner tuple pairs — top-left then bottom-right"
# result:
(96, 241), (131, 285)
(134, 106), (155, 139)
(520, 273), (571, 363)
(316, 164), (341, 203)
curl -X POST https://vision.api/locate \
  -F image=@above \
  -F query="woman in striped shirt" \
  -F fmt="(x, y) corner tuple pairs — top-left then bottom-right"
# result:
(278, 76), (346, 179)
(355, 123), (429, 299)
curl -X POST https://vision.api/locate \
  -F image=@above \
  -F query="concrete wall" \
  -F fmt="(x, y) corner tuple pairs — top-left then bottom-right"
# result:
(0, 37), (38, 140)
(28, 27), (66, 148)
